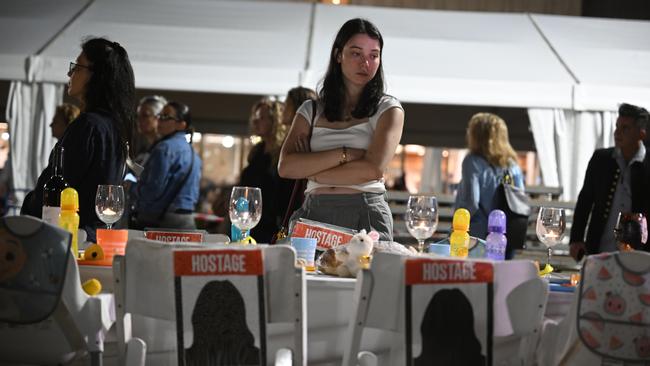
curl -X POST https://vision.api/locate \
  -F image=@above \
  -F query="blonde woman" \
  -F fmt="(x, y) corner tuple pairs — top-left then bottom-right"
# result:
(454, 113), (524, 241)
(238, 97), (284, 243)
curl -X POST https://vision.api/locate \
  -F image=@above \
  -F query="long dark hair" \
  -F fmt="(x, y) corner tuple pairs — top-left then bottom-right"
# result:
(81, 37), (136, 158)
(319, 18), (385, 122)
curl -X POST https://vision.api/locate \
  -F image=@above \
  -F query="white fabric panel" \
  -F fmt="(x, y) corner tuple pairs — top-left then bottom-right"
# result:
(528, 108), (615, 201)
(6, 75), (63, 206)
(35, 0), (311, 95)
(304, 5), (575, 108)
(0, 0), (89, 81)
(533, 15), (650, 111)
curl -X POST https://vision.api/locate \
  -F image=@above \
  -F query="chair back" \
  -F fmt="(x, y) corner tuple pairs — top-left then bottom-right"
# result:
(0, 216), (70, 324)
(576, 251), (650, 362)
(0, 216), (113, 366)
(343, 253), (544, 366)
(172, 245), (304, 366)
(115, 238), (305, 366)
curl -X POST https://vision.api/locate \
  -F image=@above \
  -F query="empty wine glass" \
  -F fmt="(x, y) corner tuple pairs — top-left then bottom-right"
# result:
(229, 186), (262, 242)
(405, 195), (439, 253)
(95, 185), (125, 229)
(536, 207), (566, 270)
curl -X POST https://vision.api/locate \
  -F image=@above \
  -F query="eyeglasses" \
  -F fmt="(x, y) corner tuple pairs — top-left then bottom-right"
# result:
(157, 113), (180, 122)
(69, 62), (91, 74)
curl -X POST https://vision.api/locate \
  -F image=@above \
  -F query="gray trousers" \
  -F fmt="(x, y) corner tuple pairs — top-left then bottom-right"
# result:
(288, 192), (393, 242)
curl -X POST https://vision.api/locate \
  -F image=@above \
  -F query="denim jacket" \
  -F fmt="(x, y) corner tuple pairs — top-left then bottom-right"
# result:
(454, 153), (524, 239)
(135, 131), (201, 215)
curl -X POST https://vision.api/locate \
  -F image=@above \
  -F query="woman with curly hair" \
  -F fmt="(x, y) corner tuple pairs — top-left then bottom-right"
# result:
(22, 37), (135, 242)
(238, 97), (284, 243)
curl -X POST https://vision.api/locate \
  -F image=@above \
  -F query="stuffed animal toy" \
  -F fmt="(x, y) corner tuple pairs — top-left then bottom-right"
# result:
(337, 230), (375, 277)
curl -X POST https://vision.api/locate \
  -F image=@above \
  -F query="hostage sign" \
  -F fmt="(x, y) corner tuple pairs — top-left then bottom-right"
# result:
(291, 220), (356, 250)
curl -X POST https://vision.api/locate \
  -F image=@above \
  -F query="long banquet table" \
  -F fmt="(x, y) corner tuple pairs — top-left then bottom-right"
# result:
(79, 265), (574, 366)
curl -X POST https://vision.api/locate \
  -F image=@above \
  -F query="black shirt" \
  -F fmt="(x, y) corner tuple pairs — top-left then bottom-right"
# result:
(22, 110), (125, 242)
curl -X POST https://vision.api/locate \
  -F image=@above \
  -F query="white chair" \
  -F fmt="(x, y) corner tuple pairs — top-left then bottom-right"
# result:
(113, 238), (305, 366)
(537, 251), (650, 366)
(342, 253), (546, 366)
(0, 215), (114, 366)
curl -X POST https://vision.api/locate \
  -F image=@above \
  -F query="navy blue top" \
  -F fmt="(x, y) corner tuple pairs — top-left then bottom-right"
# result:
(22, 110), (126, 242)
(454, 153), (524, 239)
(135, 131), (201, 215)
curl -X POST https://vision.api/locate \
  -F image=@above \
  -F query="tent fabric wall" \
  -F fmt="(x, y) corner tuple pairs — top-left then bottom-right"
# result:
(532, 14), (650, 111)
(528, 108), (615, 201)
(6, 79), (63, 207)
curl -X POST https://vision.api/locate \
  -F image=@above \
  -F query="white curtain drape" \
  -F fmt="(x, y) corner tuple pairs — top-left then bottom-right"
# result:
(420, 147), (443, 193)
(6, 56), (64, 209)
(528, 108), (616, 201)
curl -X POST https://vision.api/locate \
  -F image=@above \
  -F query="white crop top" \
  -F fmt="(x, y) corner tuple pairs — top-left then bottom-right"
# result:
(296, 95), (403, 194)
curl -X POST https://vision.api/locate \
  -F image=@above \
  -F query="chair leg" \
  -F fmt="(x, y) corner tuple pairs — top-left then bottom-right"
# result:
(90, 351), (103, 366)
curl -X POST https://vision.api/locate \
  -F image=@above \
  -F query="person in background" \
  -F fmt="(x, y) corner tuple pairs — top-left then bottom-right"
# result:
(133, 101), (201, 229)
(278, 18), (404, 241)
(50, 104), (80, 140)
(570, 103), (650, 260)
(133, 95), (167, 166)
(275, 87), (318, 238)
(238, 97), (284, 243)
(22, 37), (136, 242)
(454, 113), (524, 240)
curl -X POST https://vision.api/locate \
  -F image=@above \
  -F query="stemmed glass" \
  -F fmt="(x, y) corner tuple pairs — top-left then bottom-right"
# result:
(95, 185), (125, 229)
(405, 195), (439, 253)
(536, 207), (566, 270)
(229, 186), (262, 242)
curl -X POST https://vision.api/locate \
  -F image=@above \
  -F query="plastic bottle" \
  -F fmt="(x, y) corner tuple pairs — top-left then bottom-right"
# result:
(230, 197), (250, 243)
(59, 187), (80, 258)
(450, 208), (471, 258)
(486, 210), (507, 260)
(42, 145), (69, 225)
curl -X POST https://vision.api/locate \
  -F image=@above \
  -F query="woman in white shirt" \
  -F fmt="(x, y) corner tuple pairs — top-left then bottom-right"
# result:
(278, 18), (404, 241)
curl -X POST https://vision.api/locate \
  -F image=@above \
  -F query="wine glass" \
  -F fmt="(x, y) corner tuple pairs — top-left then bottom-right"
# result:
(229, 186), (262, 242)
(405, 195), (439, 253)
(536, 207), (566, 270)
(95, 185), (125, 229)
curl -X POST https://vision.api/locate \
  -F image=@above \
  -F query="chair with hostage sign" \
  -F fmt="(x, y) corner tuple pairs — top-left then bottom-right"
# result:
(342, 252), (548, 366)
(0, 215), (114, 366)
(113, 237), (307, 366)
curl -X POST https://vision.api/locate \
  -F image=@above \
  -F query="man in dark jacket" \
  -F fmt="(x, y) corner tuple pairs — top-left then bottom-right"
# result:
(570, 103), (650, 260)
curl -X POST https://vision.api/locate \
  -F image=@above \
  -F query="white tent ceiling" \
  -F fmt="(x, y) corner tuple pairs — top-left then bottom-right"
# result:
(0, 0), (88, 81)
(303, 4), (575, 109)
(1, 0), (649, 111)
(34, 0), (312, 96)
(532, 14), (650, 111)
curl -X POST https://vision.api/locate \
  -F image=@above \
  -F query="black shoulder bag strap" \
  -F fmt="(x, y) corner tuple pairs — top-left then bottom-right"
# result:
(272, 100), (317, 244)
(157, 141), (195, 221)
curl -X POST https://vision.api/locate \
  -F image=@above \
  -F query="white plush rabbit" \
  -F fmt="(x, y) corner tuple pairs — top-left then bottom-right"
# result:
(336, 230), (376, 277)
